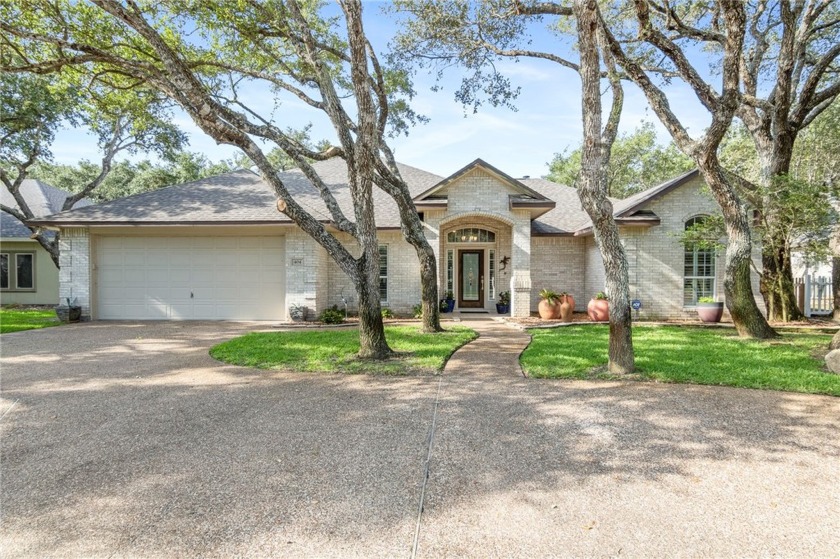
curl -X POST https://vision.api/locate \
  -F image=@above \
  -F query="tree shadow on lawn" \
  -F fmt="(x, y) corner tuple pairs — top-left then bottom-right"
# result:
(1, 321), (839, 557)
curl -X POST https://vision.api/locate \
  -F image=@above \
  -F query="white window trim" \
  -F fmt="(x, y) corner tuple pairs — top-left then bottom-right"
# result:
(446, 249), (454, 297)
(379, 245), (388, 303)
(489, 249), (496, 300)
(683, 216), (716, 307)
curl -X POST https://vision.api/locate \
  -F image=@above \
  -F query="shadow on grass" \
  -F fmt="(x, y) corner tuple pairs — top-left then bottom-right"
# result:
(523, 325), (839, 396)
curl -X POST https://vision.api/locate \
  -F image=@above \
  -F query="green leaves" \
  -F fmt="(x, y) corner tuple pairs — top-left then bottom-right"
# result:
(547, 121), (694, 198)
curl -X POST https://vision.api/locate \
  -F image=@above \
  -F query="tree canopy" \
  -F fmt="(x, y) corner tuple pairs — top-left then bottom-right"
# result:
(1, 0), (444, 350)
(547, 121), (693, 198)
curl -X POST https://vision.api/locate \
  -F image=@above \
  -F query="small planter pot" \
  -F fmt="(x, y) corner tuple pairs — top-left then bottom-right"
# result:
(289, 305), (308, 322)
(696, 302), (724, 323)
(496, 303), (510, 314)
(558, 294), (575, 322)
(55, 305), (82, 323)
(538, 299), (561, 320)
(446, 299), (455, 313)
(587, 299), (609, 322)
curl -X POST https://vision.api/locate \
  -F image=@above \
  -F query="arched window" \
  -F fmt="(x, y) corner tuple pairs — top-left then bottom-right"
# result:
(447, 228), (496, 243)
(684, 216), (716, 306)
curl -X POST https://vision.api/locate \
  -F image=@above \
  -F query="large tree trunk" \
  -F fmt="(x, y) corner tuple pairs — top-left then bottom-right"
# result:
(699, 160), (778, 338)
(417, 246), (441, 332)
(831, 329), (840, 351)
(375, 168), (442, 332)
(575, 0), (634, 374)
(355, 248), (391, 359)
(760, 243), (803, 322)
(754, 139), (803, 322)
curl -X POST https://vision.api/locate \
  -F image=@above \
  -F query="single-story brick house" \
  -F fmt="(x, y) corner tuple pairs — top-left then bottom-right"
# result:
(33, 158), (761, 321)
(1, 180), (90, 306)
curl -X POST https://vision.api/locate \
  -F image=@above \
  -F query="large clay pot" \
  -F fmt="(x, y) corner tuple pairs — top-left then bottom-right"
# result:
(587, 298), (609, 322)
(538, 299), (561, 319)
(696, 302), (724, 323)
(558, 294), (575, 322)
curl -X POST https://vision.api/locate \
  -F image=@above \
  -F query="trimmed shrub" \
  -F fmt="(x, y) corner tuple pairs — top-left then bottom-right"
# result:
(319, 305), (345, 324)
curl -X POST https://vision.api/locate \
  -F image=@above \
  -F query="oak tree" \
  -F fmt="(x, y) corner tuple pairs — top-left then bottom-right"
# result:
(1, 0), (444, 357)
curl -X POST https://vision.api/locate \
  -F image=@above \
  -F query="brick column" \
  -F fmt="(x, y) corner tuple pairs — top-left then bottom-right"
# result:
(58, 228), (92, 320)
(510, 213), (532, 317)
(284, 232), (321, 321)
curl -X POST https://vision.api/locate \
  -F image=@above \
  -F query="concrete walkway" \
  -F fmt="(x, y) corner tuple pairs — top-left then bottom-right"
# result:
(445, 317), (532, 378)
(2, 320), (839, 558)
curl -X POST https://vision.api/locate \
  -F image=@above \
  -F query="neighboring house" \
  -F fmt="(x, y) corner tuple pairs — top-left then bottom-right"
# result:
(0, 180), (90, 306)
(33, 158), (762, 321)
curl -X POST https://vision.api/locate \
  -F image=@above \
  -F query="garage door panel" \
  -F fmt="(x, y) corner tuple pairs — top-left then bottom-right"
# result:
(96, 236), (285, 320)
(192, 304), (219, 319)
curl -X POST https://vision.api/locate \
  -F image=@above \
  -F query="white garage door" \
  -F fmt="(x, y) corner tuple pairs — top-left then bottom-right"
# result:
(96, 236), (285, 320)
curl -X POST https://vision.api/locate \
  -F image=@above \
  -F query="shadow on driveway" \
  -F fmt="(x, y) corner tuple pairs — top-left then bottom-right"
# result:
(1, 321), (838, 557)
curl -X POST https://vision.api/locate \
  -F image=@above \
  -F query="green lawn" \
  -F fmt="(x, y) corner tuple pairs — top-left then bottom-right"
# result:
(0, 307), (61, 334)
(522, 325), (839, 396)
(210, 325), (477, 375)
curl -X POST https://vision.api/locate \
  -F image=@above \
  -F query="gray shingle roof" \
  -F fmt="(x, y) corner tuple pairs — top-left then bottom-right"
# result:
(36, 159), (443, 228)
(33, 159), (700, 236)
(1, 179), (90, 239)
(521, 178), (592, 235)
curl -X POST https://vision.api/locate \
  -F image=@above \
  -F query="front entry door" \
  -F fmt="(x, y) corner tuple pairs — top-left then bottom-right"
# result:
(458, 250), (484, 308)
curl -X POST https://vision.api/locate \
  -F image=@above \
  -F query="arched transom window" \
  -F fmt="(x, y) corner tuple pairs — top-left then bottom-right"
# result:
(447, 228), (496, 243)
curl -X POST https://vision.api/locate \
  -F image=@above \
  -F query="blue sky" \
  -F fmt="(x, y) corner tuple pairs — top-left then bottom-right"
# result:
(49, 2), (711, 179)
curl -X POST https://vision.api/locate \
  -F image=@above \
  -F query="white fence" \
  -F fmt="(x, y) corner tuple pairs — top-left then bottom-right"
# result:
(794, 275), (835, 317)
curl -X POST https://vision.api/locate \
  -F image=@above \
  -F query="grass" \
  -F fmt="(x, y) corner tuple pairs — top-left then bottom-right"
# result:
(522, 324), (840, 396)
(210, 325), (477, 375)
(0, 306), (61, 334)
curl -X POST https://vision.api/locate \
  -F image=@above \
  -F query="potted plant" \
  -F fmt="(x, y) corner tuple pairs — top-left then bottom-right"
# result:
(696, 296), (724, 323)
(444, 290), (455, 313)
(538, 289), (561, 319)
(587, 292), (609, 322)
(496, 291), (511, 314)
(557, 291), (575, 322)
(55, 297), (82, 323)
(288, 303), (307, 322)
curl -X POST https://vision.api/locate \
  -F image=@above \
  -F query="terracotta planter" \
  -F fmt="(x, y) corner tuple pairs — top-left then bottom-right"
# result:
(587, 299), (609, 322)
(558, 294), (575, 322)
(696, 302), (724, 323)
(538, 299), (561, 319)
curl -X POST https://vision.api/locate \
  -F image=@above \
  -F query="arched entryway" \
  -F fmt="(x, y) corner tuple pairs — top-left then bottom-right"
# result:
(439, 215), (513, 311)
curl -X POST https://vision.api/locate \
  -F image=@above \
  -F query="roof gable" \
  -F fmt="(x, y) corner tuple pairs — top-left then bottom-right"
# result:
(1, 179), (90, 238)
(413, 158), (553, 203)
(611, 169), (700, 218)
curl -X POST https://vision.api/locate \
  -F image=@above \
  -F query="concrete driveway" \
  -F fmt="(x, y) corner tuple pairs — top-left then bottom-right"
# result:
(2, 321), (839, 558)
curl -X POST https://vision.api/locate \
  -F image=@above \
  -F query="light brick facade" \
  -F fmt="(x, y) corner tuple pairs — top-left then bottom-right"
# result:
(56, 163), (765, 321)
(59, 227), (92, 319)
